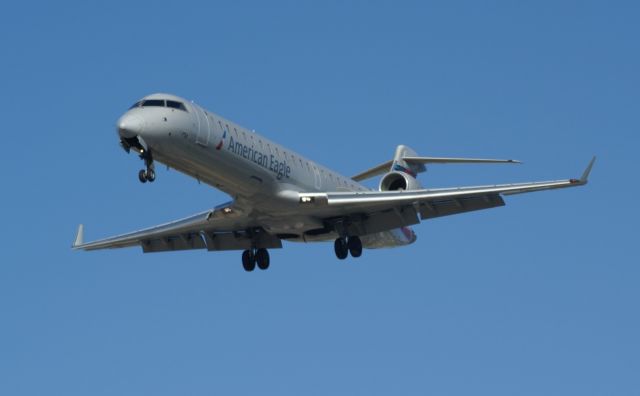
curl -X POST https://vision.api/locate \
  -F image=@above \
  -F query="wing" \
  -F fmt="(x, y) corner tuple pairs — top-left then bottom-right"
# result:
(300, 157), (595, 236)
(73, 201), (282, 253)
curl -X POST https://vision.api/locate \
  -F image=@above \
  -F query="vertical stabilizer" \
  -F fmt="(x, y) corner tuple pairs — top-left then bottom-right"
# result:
(390, 145), (425, 177)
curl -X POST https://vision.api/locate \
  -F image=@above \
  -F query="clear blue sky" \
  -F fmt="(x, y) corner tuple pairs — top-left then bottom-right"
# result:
(1, 1), (638, 395)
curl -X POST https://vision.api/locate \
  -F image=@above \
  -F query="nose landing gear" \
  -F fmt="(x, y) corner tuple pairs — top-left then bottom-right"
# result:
(138, 168), (155, 183)
(137, 149), (156, 183)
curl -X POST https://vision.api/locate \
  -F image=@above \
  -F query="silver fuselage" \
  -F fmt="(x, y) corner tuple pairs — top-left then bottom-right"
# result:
(118, 93), (416, 248)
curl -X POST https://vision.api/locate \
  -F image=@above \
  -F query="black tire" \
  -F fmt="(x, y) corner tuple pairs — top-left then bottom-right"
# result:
(334, 238), (348, 260)
(256, 248), (270, 270)
(242, 250), (255, 272)
(348, 236), (363, 258)
(138, 169), (147, 183)
(146, 169), (155, 182)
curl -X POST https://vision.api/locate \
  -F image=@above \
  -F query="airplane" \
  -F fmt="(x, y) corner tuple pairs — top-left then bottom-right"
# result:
(72, 93), (595, 271)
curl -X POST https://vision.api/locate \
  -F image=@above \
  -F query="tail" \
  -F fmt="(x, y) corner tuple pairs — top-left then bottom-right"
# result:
(390, 145), (425, 178)
(378, 145), (424, 191)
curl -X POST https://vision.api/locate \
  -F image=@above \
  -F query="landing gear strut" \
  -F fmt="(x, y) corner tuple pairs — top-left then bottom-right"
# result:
(242, 248), (270, 272)
(137, 149), (155, 183)
(334, 236), (362, 260)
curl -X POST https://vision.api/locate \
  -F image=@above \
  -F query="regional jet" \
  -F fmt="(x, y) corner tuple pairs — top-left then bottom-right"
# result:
(72, 93), (594, 271)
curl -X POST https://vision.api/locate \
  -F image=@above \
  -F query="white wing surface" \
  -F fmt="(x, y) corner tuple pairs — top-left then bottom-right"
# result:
(73, 201), (282, 253)
(297, 157), (595, 235)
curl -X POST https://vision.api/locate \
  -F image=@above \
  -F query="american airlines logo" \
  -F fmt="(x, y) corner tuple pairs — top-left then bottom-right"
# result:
(215, 128), (227, 150)
(392, 162), (417, 177)
(226, 135), (291, 179)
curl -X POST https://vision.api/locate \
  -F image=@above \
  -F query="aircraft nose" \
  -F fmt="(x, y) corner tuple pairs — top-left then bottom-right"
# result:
(117, 115), (144, 138)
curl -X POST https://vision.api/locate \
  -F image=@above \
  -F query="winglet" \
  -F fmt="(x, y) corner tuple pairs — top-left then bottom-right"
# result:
(580, 156), (596, 183)
(73, 224), (84, 248)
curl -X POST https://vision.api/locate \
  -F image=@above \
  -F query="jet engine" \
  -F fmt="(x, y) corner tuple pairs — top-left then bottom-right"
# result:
(379, 171), (422, 191)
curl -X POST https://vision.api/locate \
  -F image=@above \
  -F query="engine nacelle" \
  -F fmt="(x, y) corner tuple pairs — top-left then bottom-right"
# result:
(379, 171), (422, 191)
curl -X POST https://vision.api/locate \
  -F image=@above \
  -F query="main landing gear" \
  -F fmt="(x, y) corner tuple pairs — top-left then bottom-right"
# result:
(138, 168), (155, 183)
(137, 149), (155, 183)
(334, 236), (362, 260)
(242, 248), (270, 272)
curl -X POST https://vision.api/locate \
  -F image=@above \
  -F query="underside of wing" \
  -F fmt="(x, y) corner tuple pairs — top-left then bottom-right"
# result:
(73, 201), (282, 253)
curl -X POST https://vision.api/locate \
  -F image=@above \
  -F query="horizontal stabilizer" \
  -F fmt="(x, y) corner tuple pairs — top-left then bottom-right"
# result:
(351, 155), (520, 181)
(403, 156), (521, 165)
(351, 160), (394, 182)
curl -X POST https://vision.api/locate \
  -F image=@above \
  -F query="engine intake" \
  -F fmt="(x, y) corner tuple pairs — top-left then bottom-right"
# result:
(379, 172), (421, 191)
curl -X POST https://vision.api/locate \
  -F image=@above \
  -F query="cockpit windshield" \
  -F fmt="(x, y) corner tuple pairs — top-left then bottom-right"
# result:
(128, 99), (188, 112)
(166, 100), (188, 111)
(142, 99), (165, 107)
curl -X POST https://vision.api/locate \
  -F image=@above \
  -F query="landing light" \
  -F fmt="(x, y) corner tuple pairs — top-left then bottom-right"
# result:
(222, 207), (233, 214)
(300, 196), (314, 203)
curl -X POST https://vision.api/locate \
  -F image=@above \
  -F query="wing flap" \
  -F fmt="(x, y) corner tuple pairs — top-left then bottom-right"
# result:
(344, 206), (421, 236)
(201, 230), (282, 252)
(419, 194), (505, 220)
(141, 232), (208, 253)
(139, 230), (282, 253)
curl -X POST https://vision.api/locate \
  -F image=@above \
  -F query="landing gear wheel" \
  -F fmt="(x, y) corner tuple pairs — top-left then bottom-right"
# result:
(256, 248), (270, 270)
(348, 236), (363, 258)
(242, 250), (256, 272)
(334, 238), (348, 260)
(138, 169), (147, 183)
(145, 168), (155, 182)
